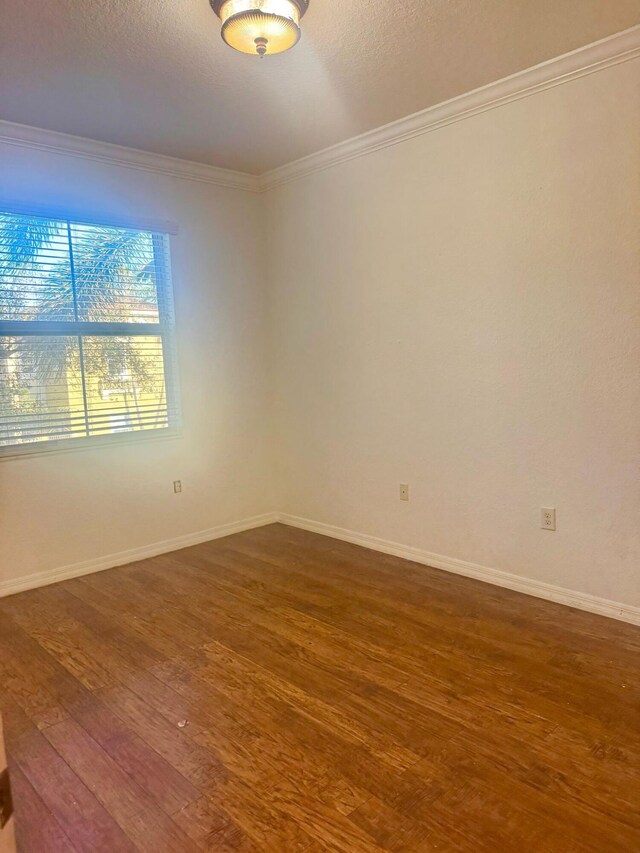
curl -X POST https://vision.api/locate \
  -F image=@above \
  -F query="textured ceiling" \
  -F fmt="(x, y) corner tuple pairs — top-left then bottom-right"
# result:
(1, 1), (639, 174)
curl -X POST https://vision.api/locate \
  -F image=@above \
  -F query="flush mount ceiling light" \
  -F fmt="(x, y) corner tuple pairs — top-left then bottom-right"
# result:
(210, 0), (309, 58)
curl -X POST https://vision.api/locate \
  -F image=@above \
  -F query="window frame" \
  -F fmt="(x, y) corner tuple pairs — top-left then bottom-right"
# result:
(0, 209), (182, 458)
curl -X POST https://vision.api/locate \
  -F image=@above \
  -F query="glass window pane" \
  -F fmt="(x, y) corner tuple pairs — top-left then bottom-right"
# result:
(0, 213), (74, 321)
(82, 336), (169, 435)
(70, 224), (160, 323)
(0, 336), (85, 445)
(0, 211), (178, 451)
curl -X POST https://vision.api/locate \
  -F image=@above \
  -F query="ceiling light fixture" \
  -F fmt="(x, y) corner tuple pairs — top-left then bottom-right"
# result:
(210, 0), (309, 58)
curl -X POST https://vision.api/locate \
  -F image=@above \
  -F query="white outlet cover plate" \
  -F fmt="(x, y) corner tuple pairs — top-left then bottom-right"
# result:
(541, 507), (556, 530)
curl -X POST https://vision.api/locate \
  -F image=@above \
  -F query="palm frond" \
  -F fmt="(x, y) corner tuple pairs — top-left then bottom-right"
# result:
(0, 214), (64, 273)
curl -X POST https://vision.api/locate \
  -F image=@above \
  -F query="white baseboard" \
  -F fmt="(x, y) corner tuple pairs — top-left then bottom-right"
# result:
(4, 509), (638, 628)
(0, 512), (279, 599)
(278, 513), (640, 627)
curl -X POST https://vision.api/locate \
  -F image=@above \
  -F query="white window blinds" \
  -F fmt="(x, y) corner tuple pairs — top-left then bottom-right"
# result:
(0, 211), (180, 450)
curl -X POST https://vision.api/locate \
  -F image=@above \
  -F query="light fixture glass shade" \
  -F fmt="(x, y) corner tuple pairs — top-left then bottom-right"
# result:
(217, 0), (303, 57)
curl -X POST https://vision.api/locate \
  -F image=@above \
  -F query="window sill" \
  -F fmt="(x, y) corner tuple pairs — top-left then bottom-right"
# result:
(0, 427), (182, 461)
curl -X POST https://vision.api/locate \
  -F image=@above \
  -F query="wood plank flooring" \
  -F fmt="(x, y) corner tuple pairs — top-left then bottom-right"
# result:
(1, 523), (639, 851)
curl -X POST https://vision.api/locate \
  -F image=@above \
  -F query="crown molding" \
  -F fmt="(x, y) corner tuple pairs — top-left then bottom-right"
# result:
(259, 24), (640, 192)
(1, 26), (638, 194)
(0, 120), (261, 192)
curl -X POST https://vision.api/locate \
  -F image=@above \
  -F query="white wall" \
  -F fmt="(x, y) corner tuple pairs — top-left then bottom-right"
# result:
(0, 144), (273, 586)
(266, 58), (640, 607)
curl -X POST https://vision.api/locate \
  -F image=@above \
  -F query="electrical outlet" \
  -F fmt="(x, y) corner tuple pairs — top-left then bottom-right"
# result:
(173, 480), (182, 494)
(400, 484), (409, 502)
(541, 507), (556, 530)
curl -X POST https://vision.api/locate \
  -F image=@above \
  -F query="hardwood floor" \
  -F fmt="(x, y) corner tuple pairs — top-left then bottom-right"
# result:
(0, 523), (638, 852)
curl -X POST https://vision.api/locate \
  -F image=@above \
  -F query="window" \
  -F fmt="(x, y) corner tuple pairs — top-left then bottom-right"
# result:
(0, 210), (179, 451)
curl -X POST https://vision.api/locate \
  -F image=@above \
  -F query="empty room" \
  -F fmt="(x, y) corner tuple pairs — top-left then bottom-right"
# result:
(0, 1), (639, 850)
